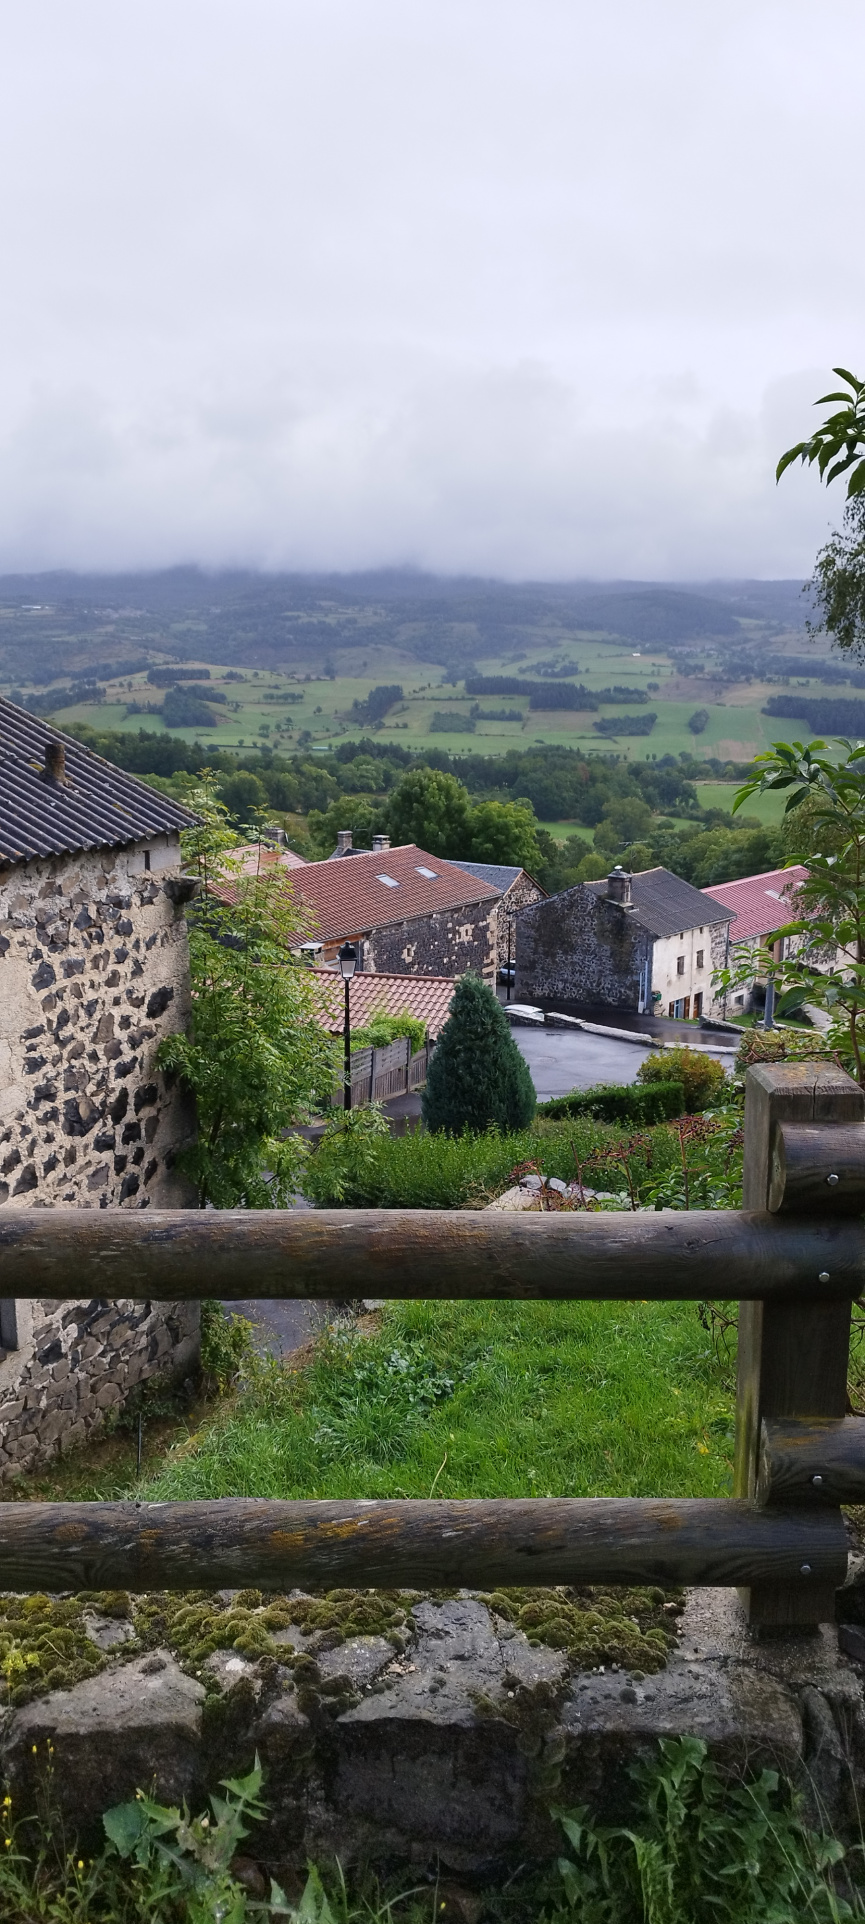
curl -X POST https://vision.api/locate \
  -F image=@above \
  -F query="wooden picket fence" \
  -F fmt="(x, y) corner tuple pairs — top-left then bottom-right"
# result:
(338, 1037), (432, 1106)
(1, 1061), (864, 1628)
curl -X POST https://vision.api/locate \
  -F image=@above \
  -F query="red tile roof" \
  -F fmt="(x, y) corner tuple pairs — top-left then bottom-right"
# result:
(311, 968), (456, 1039)
(290, 843), (500, 943)
(234, 841), (307, 874)
(701, 866), (808, 941)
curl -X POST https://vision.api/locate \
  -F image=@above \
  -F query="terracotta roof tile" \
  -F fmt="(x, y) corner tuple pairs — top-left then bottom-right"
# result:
(311, 968), (456, 1039)
(702, 866), (809, 941)
(290, 843), (499, 943)
(234, 841), (307, 874)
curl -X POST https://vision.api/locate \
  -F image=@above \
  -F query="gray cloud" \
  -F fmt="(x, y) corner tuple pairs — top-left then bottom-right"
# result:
(0, 0), (861, 578)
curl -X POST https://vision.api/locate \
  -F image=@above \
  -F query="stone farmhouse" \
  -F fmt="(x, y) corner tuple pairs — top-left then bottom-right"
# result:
(515, 864), (734, 1021)
(449, 860), (547, 979)
(289, 839), (500, 981)
(0, 698), (201, 1481)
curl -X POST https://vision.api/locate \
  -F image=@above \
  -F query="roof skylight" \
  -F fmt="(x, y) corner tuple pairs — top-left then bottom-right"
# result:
(415, 865), (438, 878)
(377, 873), (400, 887)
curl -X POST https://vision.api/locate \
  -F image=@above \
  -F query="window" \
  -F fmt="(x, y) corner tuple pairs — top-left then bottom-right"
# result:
(144, 850), (151, 872)
(676, 955), (685, 975)
(376, 874), (400, 888)
(694, 992), (703, 1017)
(415, 866), (438, 879)
(696, 949), (704, 969)
(0, 1301), (17, 1354)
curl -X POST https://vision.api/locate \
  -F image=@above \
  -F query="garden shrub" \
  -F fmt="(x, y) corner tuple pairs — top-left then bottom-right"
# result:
(422, 973), (536, 1134)
(734, 1026), (833, 1076)
(539, 1080), (685, 1124)
(637, 1044), (727, 1111)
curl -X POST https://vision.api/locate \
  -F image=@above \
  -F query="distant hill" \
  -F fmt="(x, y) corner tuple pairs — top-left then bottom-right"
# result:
(0, 566), (810, 686)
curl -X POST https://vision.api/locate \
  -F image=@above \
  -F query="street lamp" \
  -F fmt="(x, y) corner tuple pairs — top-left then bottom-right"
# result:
(338, 942), (357, 1110)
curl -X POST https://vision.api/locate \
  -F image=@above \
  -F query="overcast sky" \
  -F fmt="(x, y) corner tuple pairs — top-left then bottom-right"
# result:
(0, 0), (862, 582)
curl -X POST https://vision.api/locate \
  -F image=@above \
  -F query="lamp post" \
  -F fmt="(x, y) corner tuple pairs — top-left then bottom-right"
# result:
(338, 942), (357, 1110)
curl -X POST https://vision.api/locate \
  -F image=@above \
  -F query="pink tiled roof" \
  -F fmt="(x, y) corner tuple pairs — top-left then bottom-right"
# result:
(290, 844), (499, 943)
(233, 841), (307, 874)
(311, 968), (456, 1039)
(701, 866), (808, 941)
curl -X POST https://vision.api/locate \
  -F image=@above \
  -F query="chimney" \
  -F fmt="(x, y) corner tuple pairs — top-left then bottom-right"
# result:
(372, 834), (391, 853)
(335, 830), (353, 856)
(606, 865), (632, 906)
(44, 740), (66, 784)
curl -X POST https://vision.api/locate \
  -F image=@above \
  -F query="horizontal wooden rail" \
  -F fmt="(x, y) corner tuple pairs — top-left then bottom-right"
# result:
(0, 1208), (863, 1302)
(758, 1416), (865, 1506)
(0, 1498), (849, 1595)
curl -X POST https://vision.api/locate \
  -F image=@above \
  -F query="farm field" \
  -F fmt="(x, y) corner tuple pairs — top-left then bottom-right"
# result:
(40, 635), (852, 771)
(695, 781), (787, 824)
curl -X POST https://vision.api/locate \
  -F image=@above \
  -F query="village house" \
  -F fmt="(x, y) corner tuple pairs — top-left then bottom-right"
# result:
(288, 837), (500, 981)
(514, 864), (734, 1021)
(0, 698), (200, 1481)
(448, 860), (547, 981)
(701, 865), (809, 1015)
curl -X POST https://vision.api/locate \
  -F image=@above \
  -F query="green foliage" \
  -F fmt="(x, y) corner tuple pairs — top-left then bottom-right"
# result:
(155, 791), (336, 1206)
(422, 975), (536, 1134)
(777, 365), (865, 499)
(637, 1046), (727, 1112)
(100, 1757), (289, 1919)
(551, 1734), (856, 1922)
(539, 1080), (685, 1125)
(306, 794), (386, 854)
(143, 1287), (732, 1506)
(687, 706), (710, 734)
(386, 765), (472, 855)
(218, 768), (268, 821)
(466, 797), (542, 869)
(808, 496), (865, 661)
(349, 1009), (427, 1054)
(199, 1302), (257, 1396)
(303, 1114), (685, 1211)
(730, 737), (865, 1083)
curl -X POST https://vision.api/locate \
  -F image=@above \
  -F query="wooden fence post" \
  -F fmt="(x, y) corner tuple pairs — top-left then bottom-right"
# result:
(736, 1059), (864, 1627)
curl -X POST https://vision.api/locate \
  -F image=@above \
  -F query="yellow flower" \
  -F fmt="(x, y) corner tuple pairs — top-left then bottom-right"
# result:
(77, 1859), (84, 1870)
(31, 1745), (37, 1755)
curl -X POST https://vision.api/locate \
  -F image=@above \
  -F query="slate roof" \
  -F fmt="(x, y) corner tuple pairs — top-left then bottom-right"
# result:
(290, 844), (500, 943)
(701, 866), (808, 941)
(586, 866), (735, 939)
(450, 860), (531, 894)
(0, 697), (198, 866)
(311, 968), (456, 1039)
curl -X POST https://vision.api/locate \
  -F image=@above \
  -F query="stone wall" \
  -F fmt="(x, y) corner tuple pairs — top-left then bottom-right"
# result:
(515, 884), (653, 1012)
(362, 900), (496, 983)
(494, 873), (546, 973)
(0, 830), (200, 1479)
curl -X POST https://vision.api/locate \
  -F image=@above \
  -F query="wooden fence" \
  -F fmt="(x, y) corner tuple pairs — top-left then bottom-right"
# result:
(1, 1060), (865, 1627)
(340, 1036), (432, 1106)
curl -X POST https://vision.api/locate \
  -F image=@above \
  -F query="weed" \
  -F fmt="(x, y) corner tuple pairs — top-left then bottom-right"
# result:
(549, 1734), (862, 1921)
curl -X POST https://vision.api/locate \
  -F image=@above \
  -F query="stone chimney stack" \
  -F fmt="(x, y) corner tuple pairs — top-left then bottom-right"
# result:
(606, 865), (632, 906)
(44, 740), (66, 784)
(372, 834), (391, 853)
(335, 830), (353, 856)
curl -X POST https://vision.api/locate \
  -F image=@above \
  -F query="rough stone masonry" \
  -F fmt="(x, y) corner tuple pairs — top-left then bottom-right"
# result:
(0, 698), (201, 1479)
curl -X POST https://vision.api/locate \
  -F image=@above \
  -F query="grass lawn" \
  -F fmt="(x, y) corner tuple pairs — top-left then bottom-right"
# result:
(696, 780), (787, 825)
(141, 1296), (735, 1506)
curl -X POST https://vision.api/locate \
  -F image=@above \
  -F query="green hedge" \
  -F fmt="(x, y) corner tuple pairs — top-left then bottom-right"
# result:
(538, 1080), (686, 1125)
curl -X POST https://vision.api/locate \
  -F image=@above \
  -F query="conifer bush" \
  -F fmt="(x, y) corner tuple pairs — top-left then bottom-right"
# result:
(421, 974), (536, 1134)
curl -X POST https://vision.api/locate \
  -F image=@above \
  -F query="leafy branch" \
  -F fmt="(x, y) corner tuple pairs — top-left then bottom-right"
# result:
(777, 367), (865, 498)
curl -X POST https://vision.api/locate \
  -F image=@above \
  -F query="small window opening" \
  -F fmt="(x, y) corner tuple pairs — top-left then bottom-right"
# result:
(676, 955), (685, 976)
(696, 949), (704, 969)
(144, 850), (151, 872)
